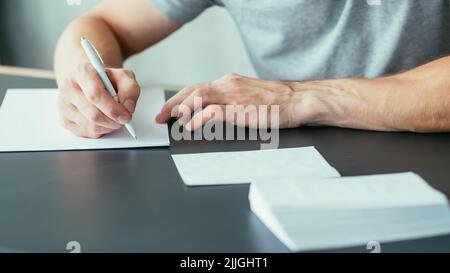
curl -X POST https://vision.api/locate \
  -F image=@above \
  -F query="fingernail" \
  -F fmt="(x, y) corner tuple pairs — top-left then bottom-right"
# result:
(118, 115), (130, 125)
(124, 99), (135, 113)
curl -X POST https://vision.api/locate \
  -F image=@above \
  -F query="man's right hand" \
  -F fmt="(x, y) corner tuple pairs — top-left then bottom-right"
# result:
(57, 63), (141, 138)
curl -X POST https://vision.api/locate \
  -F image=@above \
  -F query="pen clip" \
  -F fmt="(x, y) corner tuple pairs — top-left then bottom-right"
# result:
(86, 38), (105, 67)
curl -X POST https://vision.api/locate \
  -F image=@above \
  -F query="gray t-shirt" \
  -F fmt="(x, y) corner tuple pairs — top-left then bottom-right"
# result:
(151, 0), (450, 81)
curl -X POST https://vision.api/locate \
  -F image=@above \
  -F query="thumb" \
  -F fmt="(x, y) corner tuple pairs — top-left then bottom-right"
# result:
(107, 68), (141, 114)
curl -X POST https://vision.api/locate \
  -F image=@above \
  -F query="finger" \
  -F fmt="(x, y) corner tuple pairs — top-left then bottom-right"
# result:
(107, 68), (141, 114)
(61, 119), (86, 137)
(66, 82), (123, 130)
(61, 118), (110, 139)
(185, 104), (226, 131)
(178, 87), (228, 125)
(177, 88), (217, 125)
(60, 104), (116, 138)
(222, 105), (259, 128)
(156, 84), (204, 123)
(84, 122), (115, 137)
(76, 115), (115, 138)
(75, 63), (131, 125)
(59, 100), (85, 126)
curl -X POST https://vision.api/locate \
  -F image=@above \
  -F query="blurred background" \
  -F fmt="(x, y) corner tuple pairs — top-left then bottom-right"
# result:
(0, 0), (256, 86)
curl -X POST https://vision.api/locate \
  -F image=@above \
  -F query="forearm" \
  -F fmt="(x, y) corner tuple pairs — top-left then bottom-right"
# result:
(54, 15), (125, 85)
(294, 57), (450, 132)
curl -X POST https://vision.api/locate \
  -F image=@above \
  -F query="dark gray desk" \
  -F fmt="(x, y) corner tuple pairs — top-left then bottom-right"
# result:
(1, 74), (450, 253)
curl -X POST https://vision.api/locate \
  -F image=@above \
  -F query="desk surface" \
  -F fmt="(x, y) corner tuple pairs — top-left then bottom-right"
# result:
(1, 74), (450, 253)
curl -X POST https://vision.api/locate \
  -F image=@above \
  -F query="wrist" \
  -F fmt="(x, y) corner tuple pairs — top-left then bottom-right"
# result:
(287, 80), (337, 126)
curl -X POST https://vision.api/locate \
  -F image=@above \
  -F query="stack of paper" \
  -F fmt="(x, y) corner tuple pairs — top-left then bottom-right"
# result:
(249, 172), (450, 251)
(171, 146), (340, 186)
(0, 88), (169, 152)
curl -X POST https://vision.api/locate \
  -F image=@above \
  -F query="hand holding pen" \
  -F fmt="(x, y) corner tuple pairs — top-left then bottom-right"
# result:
(56, 37), (140, 139)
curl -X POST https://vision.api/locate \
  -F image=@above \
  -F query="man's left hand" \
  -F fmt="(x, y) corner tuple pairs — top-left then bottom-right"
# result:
(156, 73), (318, 131)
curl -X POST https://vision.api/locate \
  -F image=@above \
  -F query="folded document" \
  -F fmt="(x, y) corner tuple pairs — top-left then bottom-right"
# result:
(250, 172), (450, 252)
(171, 146), (340, 186)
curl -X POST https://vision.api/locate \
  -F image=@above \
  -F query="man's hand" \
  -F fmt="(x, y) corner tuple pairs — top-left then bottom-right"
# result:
(58, 63), (140, 138)
(156, 74), (317, 131)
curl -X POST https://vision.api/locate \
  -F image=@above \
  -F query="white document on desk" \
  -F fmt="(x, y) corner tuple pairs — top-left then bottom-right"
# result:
(0, 88), (169, 152)
(171, 146), (341, 186)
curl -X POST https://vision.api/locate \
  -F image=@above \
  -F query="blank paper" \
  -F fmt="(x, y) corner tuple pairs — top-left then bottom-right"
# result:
(0, 88), (169, 152)
(171, 146), (341, 186)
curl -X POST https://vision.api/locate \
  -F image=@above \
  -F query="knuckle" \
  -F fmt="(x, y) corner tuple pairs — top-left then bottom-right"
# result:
(107, 104), (125, 119)
(85, 90), (101, 104)
(192, 89), (202, 98)
(195, 87), (211, 98)
(76, 63), (98, 82)
(226, 74), (244, 87)
(88, 109), (103, 123)
(192, 89), (208, 103)
(123, 69), (135, 78)
(195, 89), (205, 97)
(76, 62), (91, 73)
(223, 73), (240, 82)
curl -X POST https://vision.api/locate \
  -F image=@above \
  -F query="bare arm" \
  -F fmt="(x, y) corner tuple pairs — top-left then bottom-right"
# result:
(55, 0), (179, 80)
(157, 56), (450, 133)
(54, 0), (179, 138)
(291, 56), (450, 132)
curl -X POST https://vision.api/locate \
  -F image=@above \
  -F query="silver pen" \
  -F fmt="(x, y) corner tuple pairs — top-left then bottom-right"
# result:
(80, 37), (137, 139)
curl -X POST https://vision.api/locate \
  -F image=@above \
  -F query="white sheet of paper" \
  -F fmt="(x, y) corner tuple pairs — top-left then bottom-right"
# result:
(250, 172), (450, 251)
(255, 172), (449, 209)
(0, 88), (169, 152)
(171, 146), (341, 186)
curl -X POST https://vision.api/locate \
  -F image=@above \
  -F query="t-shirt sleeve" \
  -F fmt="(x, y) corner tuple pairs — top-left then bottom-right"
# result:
(150, 0), (217, 24)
